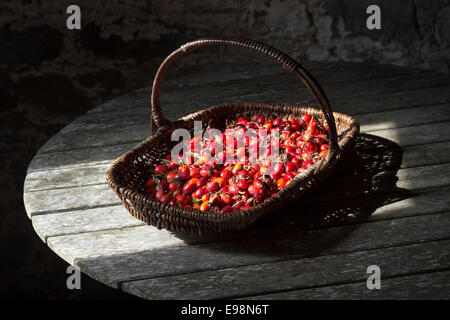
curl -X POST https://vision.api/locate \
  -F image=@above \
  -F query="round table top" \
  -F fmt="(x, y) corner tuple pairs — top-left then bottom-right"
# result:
(24, 61), (450, 299)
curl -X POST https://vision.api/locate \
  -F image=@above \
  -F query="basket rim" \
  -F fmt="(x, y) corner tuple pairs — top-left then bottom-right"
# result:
(106, 102), (359, 227)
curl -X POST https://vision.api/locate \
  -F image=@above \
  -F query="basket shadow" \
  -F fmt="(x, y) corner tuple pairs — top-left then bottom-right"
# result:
(175, 133), (412, 257)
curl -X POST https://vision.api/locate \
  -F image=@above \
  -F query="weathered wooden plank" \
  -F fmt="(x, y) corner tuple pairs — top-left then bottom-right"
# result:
(396, 163), (450, 190)
(75, 78), (444, 140)
(23, 184), (120, 218)
(47, 225), (184, 267)
(24, 109), (450, 191)
(29, 168), (450, 244)
(60, 98), (449, 153)
(59, 85), (450, 141)
(31, 205), (144, 242)
(244, 270), (450, 300)
(36, 103), (450, 154)
(84, 84), (450, 130)
(190, 81), (449, 117)
(150, 61), (421, 99)
(365, 121), (450, 147)
(25, 133), (450, 191)
(400, 141), (450, 169)
(28, 152), (450, 240)
(159, 63), (285, 89)
(27, 142), (136, 173)
(74, 212), (450, 288)
(29, 111), (450, 176)
(157, 83), (449, 123)
(86, 61), (416, 116)
(86, 87), (150, 115)
(150, 71), (448, 116)
(320, 163), (450, 202)
(120, 239), (450, 299)
(30, 204), (141, 241)
(29, 158), (449, 237)
(38, 123), (148, 154)
(24, 163), (109, 192)
(358, 104), (450, 132)
(331, 85), (450, 115)
(24, 160), (450, 218)
(86, 63), (285, 116)
(34, 68), (448, 154)
(121, 64), (425, 109)
(80, 63), (289, 118)
(23, 140), (450, 203)
(22, 62), (450, 301)
(158, 61), (415, 91)
(60, 108), (149, 134)
(283, 185), (450, 230)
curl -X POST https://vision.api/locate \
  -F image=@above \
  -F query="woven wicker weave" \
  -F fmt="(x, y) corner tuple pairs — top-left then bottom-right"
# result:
(106, 37), (360, 234)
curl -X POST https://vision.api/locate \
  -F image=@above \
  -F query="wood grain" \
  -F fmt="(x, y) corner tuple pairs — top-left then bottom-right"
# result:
(34, 70), (448, 154)
(244, 270), (450, 300)
(32, 205), (144, 242)
(121, 239), (450, 299)
(75, 212), (450, 289)
(22, 61), (450, 299)
(24, 161), (450, 217)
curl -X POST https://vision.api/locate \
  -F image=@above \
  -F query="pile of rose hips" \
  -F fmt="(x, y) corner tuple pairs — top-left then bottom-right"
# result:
(145, 113), (329, 213)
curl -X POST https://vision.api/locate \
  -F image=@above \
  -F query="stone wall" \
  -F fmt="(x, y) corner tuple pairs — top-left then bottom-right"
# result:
(2, 0), (449, 123)
(1, 0), (449, 298)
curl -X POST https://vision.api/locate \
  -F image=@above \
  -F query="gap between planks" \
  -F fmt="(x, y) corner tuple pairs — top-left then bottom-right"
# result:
(25, 102), (450, 176)
(22, 61), (450, 298)
(58, 85), (450, 140)
(85, 61), (419, 115)
(75, 211), (450, 293)
(119, 239), (450, 299)
(85, 65), (431, 119)
(157, 62), (418, 91)
(33, 180), (450, 240)
(23, 135), (450, 193)
(29, 62), (448, 153)
(23, 132), (450, 205)
(238, 269), (450, 300)
(34, 101), (450, 155)
(24, 159), (450, 217)
(33, 182), (450, 244)
(25, 136), (450, 248)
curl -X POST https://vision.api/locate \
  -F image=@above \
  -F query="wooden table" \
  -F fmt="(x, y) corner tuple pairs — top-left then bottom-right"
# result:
(24, 61), (450, 299)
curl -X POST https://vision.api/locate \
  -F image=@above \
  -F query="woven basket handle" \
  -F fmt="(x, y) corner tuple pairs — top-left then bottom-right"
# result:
(151, 37), (339, 152)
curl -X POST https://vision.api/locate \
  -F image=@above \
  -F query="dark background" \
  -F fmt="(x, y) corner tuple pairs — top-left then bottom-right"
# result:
(1, 0), (449, 299)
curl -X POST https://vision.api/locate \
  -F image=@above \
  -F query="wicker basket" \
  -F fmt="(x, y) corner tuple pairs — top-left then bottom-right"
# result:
(106, 37), (360, 234)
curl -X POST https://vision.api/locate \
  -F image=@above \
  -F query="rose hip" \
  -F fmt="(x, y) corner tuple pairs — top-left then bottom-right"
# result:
(176, 194), (189, 206)
(145, 112), (329, 213)
(155, 164), (169, 174)
(220, 206), (233, 213)
(182, 182), (196, 195)
(220, 193), (232, 206)
(220, 169), (232, 179)
(200, 166), (211, 177)
(196, 176), (209, 187)
(200, 202), (210, 211)
(193, 187), (205, 199)
(228, 185), (240, 195)
(302, 160), (313, 169)
(206, 181), (220, 193)
(301, 114), (311, 123)
(168, 182), (178, 192)
(238, 179), (249, 190)
(319, 150), (328, 158)
(285, 162), (298, 172)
